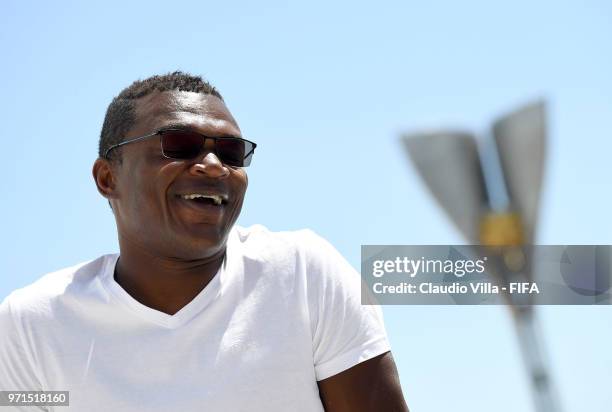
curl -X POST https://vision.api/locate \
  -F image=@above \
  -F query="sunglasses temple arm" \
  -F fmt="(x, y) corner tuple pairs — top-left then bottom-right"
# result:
(244, 147), (255, 159)
(104, 132), (160, 157)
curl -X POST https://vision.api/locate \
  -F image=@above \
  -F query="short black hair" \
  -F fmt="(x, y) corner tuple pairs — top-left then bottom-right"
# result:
(99, 71), (223, 161)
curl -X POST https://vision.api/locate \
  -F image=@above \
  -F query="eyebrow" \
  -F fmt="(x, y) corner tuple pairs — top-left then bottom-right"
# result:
(153, 123), (241, 139)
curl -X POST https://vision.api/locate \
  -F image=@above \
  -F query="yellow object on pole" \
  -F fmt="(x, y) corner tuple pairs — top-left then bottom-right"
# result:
(479, 211), (524, 247)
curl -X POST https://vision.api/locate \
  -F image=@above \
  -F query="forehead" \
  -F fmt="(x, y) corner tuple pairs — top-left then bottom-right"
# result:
(131, 90), (241, 137)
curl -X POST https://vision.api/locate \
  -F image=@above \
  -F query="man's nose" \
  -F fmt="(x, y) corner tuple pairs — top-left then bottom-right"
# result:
(188, 152), (230, 178)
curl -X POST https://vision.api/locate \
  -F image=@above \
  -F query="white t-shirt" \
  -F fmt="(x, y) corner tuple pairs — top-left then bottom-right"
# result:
(0, 225), (390, 412)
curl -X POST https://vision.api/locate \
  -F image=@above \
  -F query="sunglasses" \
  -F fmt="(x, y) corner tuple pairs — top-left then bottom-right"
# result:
(104, 128), (257, 167)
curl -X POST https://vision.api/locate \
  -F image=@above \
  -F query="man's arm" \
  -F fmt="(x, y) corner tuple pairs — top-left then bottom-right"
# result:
(317, 351), (409, 412)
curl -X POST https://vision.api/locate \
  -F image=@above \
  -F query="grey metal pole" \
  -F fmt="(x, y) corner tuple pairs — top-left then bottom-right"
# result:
(512, 306), (561, 412)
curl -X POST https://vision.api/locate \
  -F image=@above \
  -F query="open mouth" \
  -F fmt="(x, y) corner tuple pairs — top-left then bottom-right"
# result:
(178, 194), (226, 206)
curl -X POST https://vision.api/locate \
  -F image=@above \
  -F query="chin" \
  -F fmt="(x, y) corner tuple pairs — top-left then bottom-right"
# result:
(172, 231), (228, 258)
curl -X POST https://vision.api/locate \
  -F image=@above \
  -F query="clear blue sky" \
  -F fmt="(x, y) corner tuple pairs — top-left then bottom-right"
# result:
(1, 1), (611, 410)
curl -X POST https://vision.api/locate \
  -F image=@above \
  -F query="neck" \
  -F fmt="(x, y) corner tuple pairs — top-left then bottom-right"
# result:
(114, 235), (226, 315)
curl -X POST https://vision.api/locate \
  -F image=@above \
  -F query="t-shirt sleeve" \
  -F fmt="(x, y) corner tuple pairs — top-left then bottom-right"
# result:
(0, 296), (47, 411)
(301, 230), (391, 381)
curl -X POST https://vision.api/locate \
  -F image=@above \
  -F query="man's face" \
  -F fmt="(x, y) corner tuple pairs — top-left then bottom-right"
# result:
(107, 90), (248, 259)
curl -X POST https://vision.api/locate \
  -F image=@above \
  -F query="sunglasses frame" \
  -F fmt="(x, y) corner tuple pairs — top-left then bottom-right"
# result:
(103, 128), (257, 167)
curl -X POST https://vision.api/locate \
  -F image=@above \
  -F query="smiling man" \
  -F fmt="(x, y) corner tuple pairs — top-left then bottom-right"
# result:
(0, 72), (408, 411)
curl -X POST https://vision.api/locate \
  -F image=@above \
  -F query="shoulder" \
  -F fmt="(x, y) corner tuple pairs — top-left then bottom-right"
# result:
(231, 224), (340, 264)
(232, 223), (321, 246)
(231, 225), (357, 290)
(1, 254), (115, 323)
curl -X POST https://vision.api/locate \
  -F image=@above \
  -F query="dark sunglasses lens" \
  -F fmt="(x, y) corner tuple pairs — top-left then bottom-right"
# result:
(216, 138), (253, 167)
(161, 131), (202, 159)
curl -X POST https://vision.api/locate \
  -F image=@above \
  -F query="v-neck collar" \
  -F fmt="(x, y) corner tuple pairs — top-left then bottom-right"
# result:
(100, 248), (228, 330)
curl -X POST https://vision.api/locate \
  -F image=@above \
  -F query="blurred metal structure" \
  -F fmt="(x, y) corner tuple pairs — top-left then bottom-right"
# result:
(404, 132), (487, 242)
(494, 103), (546, 245)
(402, 101), (562, 412)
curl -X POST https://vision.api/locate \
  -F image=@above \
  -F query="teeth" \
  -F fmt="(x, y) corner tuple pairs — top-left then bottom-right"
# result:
(181, 194), (223, 205)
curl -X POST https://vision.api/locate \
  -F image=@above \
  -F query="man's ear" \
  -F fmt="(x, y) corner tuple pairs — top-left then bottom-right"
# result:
(92, 158), (119, 200)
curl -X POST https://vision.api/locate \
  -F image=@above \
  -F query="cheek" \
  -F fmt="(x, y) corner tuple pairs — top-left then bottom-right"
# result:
(122, 177), (158, 221)
(226, 169), (248, 215)
(122, 162), (178, 217)
(233, 174), (248, 203)
(235, 169), (248, 190)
